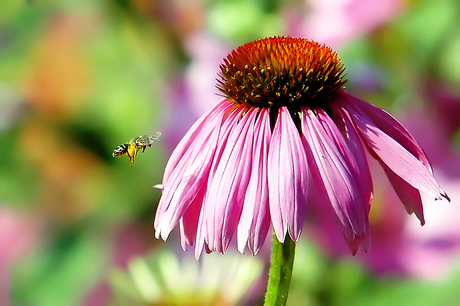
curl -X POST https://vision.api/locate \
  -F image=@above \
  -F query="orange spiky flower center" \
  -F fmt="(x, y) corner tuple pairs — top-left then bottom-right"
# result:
(217, 36), (347, 108)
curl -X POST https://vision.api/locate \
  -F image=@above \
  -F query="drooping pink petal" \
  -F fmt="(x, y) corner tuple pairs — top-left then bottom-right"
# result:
(333, 108), (374, 200)
(347, 236), (365, 256)
(154, 101), (234, 239)
(204, 105), (257, 254)
(195, 200), (208, 259)
(302, 107), (369, 250)
(237, 108), (272, 255)
(321, 109), (373, 205)
(192, 106), (246, 258)
(163, 100), (235, 183)
(268, 106), (309, 243)
(316, 108), (372, 249)
(179, 185), (206, 250)
(193, 105), (255, 259)
(338, 90), (433, 172)
(381, 163), (425, 225)
(155, 134), (217, 240)
(348, 108), (448, 201)
(337, 95), (441, 224)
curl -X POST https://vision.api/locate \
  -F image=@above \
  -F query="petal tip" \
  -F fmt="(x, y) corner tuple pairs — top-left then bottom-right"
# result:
(441, 192), (450, 202)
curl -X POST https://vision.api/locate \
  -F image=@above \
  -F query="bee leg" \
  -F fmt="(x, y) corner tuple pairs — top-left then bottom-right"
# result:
(142, 144), (151, 153)
(130, 149), (140, 167)
(126, 151), (133, 167)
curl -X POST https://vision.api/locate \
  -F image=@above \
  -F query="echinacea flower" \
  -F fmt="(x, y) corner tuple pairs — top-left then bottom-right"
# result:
(154, 36), (449, 259)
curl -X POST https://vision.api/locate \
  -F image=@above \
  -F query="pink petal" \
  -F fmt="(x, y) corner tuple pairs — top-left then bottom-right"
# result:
(192, 107), (245, 258)
(321, 108), (373, 208)
(339, 90), (432, 172)
(163, 100), (235, 183)
(194, 106), (253, 258)
(302, 107), (369, 249)
(381, 163), (425, 225)
(316, 109), (372, 249)
(179, 185), (206, 250)
(155, 133), (216, 240)
(194, 202), (208, 259)
(204, 105), (257, 253)
(268, 107), (309, 243)
(347, 236), (364, 256)
(237, 108), (272, 255)
(349, 109), (448, 200)
(155, 101), (233, 239)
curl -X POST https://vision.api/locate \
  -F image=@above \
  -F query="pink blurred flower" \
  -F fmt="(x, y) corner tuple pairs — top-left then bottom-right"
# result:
(183, 33), (232, 116)
(154, 37), (448, 259)
(161, 33), (231, 152)
(0, 207), (42, 305)
(402, 173), (460, 280)
(0, 208), (41, 266)
(285, 0), (406, 48)
(398, 85), (460, 280)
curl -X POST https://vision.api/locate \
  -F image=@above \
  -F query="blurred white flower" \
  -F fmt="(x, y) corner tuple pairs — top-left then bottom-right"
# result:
(109, 248), (264, 305)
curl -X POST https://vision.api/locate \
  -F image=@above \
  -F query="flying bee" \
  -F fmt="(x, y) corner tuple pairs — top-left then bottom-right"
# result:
(112, 132), (161, 166)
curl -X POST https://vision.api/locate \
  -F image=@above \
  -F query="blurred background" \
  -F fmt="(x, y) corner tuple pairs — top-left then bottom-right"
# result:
(1, 0), (460, 305)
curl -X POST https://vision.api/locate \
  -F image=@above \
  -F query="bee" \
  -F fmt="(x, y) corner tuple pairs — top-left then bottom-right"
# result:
(112, 132), (161, 166)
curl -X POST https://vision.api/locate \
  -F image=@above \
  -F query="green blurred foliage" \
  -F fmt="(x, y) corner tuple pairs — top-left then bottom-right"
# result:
(0, 0), (459, 305)
(207, 0), (284, 43)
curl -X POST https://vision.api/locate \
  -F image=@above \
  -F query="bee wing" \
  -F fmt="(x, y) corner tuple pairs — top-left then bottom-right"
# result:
(137, 132), (162, 146)
(145, 131), (162, 143)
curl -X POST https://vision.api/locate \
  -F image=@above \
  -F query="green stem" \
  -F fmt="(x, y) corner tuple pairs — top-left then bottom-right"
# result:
(264, 231), (296, 306)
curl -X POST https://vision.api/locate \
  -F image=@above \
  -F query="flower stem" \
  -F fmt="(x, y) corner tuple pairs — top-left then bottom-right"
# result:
(264, 231), (296, 306)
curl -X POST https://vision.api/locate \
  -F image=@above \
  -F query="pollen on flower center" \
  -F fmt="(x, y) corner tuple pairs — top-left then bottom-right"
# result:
(217, 36), (347, 108)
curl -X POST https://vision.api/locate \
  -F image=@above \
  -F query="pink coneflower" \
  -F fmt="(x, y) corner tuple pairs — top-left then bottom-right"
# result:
(154, 36), (449, 259)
